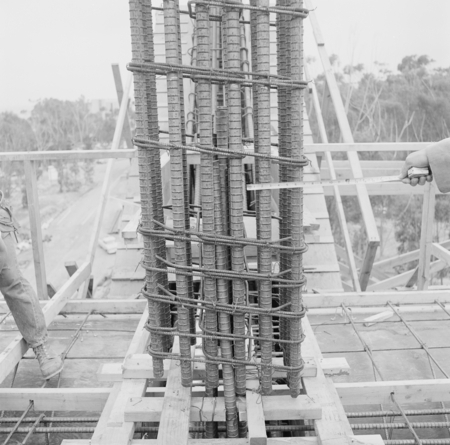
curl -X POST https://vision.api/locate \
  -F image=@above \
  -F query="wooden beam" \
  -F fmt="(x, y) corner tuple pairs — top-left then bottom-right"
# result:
(0, 387), (109, 412)
(304, 142), (429, 153)
(156, 338), (192, 445)
(111, 64), (133, 149)
(418, 182), (436, 290)
(90, 307), (149, 445)
(368, 259), (447, 292)
(80, 73), (133, 299)
(432, 243), (450, 266)
(336, 379), (450, 406)
(62, 437), (383, 445)
(125, 394), (322, 423)
(4, 291), (450, 316)
(246, 378), (267, 445)
(301, 316), (361, 444)
(322, 183), (441, 196)
(305, 65), (360, 292)
(373, 240), (450, 271)
(303, 288), (450, 309)
(0, 149), (136, 162)
(24, 160), (48, 300)
(65, 261), (93, 298)
(306, 0), (380, 290)
(0, 261), (91, 385)
(122, 210), (141, 243)
(98, 356), (348, 382)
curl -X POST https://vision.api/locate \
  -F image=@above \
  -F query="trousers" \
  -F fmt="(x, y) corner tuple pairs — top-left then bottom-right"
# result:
(0, 231), (47, 348)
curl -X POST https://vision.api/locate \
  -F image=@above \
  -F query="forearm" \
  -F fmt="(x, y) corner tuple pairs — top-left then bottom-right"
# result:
(425, 138), (450, 193)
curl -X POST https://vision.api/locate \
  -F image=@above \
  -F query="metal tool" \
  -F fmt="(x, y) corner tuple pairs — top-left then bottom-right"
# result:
(247, 167), (431, 191)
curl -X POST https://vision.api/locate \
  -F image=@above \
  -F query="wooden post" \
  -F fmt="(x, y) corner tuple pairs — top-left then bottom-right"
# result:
(24, 160), (48, 300)
(111, 64), (133, 149)
(306, 0), (380, 290)
(305, 65), (361, 292)
(418, 181), (436, 290)
(79, 73), (133, 299)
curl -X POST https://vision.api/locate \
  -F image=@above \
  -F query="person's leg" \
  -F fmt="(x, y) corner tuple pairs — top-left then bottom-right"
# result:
(0, 232), (47, 347)
(0, 232), (63, 379)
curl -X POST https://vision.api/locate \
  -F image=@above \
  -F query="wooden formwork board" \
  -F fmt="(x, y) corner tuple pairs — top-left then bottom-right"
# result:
(5, 294), (450, 444)
(56, 305), (383, 445)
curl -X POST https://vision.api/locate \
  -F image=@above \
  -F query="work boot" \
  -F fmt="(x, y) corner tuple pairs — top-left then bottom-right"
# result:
(32, 342), (64, 380)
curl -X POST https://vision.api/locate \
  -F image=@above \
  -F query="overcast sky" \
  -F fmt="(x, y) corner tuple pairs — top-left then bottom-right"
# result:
(1, 0), (449, 114)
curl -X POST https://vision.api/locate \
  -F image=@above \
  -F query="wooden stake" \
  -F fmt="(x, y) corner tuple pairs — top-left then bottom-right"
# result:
(24, 160), (48, 300)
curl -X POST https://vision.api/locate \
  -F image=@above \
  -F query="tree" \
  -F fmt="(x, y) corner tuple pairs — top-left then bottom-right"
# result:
(308, 54), (450, 269)
(30, 97), (116, 192)
(0, 112), (36, 199)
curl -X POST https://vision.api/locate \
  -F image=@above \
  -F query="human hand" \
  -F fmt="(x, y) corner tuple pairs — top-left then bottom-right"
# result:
(399, 149), (433, 187)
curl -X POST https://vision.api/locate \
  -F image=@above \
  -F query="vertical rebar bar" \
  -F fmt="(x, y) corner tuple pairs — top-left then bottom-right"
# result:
(215, 107), (239, 438)
(196, 3), (220, 437)
(163, 0), (193, 386)
(129, 0), (166, 377)
(277, 0), (292, 368)
(175, 0), (197, 345)
(252, 0), (273, 395)
(223, 0), (247, 396)
(143, 0), (173, 352)
(288, 0), (305, 397)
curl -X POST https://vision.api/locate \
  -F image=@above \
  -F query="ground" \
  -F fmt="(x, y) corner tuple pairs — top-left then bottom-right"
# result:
(7, 158), (131, 298)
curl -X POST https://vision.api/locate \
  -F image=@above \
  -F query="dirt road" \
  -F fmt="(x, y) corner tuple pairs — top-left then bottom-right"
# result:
(21, 158), (131, 296)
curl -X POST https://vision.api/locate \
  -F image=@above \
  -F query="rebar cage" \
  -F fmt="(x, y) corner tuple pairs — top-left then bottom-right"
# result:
(128, 0), (308, 438)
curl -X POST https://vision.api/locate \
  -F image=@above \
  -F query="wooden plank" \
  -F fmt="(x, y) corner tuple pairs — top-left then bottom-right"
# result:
(359, 242), (379, 291)
(124, 306), (151, 361)
(307, 66), (359, 291)
(99, 356), (347, 382)
(0, 149), (136, 162)
(304, 142), (429, 153)
(432, 243), (450, 266)
(111, 63), (133, 149)
(7, 290), (450, 315)
(125, 395), (322, 423)
(156, 338), (192, 445)
(335, 379), (450, 406)
(24, 159), (48, 300)
(0, 261), (91, 385)
(302, 316), (355, 443)
(306, 0), (380, 290)
(303, 288), (450, 309)
(62, 437), (383, 445)
(367, 259), (447, 291)
(373, 239), (450, 270)
(80, 73), (133, 298)
(91, 307), (149, 445)
(323, 183), (442, 196)
(122, 210), (141, 241)
(0, 387), (110, 411)
(92, 380), (147, 445)
(418, 182), (436, 290)
(246, 378), (267, 445)
(65, 261), (93, 298)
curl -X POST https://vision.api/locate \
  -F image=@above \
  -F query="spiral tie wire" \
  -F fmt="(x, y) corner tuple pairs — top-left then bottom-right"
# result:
(138, 219), (308, 253)
(132, 137), (309, 166)
(187, 1), (309, 18)
(128, 63), (307, 90)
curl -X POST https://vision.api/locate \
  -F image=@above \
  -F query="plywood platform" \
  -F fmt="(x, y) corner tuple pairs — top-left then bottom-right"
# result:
(4, 294), (450, 444)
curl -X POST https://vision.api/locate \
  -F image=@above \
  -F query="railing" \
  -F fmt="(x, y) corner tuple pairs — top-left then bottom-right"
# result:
(0, 74), (134, 301)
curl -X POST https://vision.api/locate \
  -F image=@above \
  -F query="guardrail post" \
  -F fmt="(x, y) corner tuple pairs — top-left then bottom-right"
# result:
(24, 160), (48, 300)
